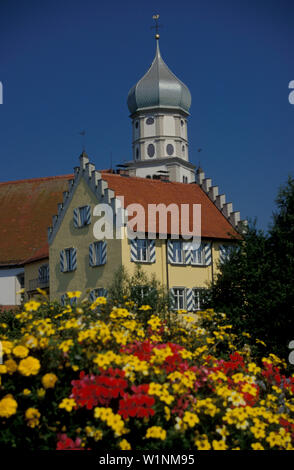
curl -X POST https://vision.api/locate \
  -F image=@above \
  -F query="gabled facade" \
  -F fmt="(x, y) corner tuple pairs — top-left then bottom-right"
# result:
(48, 152), (242, 311)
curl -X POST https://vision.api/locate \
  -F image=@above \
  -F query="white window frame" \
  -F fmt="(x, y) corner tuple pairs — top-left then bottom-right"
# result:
(192, 288), (206, 311)
(191, 243), (205, 266)
(136, 239), (149, 262)
(172, 241), (184, 264)
(173, 287), (186, 310)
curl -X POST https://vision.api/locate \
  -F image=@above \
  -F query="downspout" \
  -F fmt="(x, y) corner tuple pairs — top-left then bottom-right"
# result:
(165, 238), (170, 291)
(211, 242), (214, 285)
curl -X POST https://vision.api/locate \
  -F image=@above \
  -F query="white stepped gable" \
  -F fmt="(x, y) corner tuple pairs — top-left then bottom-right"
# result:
(47, 152), (128, 245)
(196, 167), (247, 233)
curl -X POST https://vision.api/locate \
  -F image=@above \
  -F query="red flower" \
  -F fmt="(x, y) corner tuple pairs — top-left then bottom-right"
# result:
(71, 369), (128, 409)
(118, 384), (155, 420)
(56, 433), (84, 450)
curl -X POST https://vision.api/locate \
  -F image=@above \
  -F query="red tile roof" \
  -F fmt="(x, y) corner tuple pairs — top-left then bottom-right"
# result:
(0, 172), (239, 266)
(102, 173), (239, 240)
(0, 175), (73, 266)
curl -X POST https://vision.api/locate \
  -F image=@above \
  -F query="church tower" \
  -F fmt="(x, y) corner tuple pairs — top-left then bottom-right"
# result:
(123, 28), (195, 183)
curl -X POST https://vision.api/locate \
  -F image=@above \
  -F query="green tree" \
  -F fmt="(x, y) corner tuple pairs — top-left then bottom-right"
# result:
(208, 176), (294, 360)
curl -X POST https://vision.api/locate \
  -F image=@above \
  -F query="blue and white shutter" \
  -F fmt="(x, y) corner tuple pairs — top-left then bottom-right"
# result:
(184, 242), (192, 265)
(86, 205), (91, 225)
(71, 248), (77, 271)
(204, 242), (212, 266)
(219, 245), (227, 264)
(169, 288), (176, 310)
(149, 240), (156, 263)
(167, 240), (175, 263)
(101, 241), (107, 265)
(73, 208), (80, 228)
(89, 243), (95, 267)
(61, 294), (66, 306)
(130, 239), (137, 262)
(186, 288), (193, 312)
(60, 250), (65, 272)
(89, 290), (95, 303)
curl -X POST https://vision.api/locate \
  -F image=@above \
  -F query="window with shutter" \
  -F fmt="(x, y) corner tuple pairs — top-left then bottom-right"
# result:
(168, 240), (184, 264)
(191, 243), (205, 265)
(89, 241), (107, 266)
(192, 288), (206, 311)
(73, 205), (91, 228)
(172, 287), (186, 310)
(130, 240), (155, 263)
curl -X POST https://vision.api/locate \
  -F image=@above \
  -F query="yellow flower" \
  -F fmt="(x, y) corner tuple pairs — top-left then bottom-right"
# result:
(25, 408), (41, 428)
(212, 440), (227, 450)
(1, 340), (13, 355)
(4, 359), (18, 374)
(183, 411), (200, 427)
(24, 300), (41, 312)
(23, 389), (31, 396)
(59, 398), (76, 412)
(58, 339), (74, 353)
(67, 291), (81, 299)
(0, 365), (7, 374)
(42, 373), (58, 389)
(139, 305), (152, 311)
(0, 396), (18, 418)
(37, 388), (46, 398)
(145, 426), (166, 441)
(195, 436), (211, 450)
(119, 439), (131, 450)
(18, 356), (40, 376)
(12, 345), (29, 358)
(251, 443), (264, 450)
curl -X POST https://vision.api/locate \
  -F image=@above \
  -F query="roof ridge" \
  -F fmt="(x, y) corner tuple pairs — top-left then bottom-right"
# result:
(0, 174), (74, 186)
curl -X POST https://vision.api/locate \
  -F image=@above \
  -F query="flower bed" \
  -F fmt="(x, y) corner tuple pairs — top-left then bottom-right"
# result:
(0, 291), (293, 450)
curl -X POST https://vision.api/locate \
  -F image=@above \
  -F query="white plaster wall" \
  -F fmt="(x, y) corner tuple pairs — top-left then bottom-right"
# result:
(163, 115), (175, 136)
(143, 116), (156, 138)
(0, 268), (24, 305)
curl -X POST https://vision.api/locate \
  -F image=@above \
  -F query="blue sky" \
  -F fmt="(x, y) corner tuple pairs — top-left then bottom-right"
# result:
(0, 0), (293, 230)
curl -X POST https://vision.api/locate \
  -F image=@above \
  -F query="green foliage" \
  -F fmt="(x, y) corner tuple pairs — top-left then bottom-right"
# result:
(107, 265), (170, 317)
(208, 176), (294, 361)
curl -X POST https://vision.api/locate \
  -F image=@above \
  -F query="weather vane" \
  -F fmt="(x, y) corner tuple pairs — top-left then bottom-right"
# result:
(79, 130), (86, 152)
(151, 14), (162, 40)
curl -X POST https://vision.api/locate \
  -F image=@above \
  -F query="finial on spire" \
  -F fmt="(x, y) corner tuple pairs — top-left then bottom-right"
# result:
(151, 14), (161, 40)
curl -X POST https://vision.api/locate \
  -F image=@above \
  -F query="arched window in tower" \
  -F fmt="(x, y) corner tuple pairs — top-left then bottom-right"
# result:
(166, 144), (174, 156)
(136, 148), (140, 160)
(181, 119), (184, 127)
(147, 143), (155, 158)
(182, 145), (185, 155)
(135, 121), (139, 129)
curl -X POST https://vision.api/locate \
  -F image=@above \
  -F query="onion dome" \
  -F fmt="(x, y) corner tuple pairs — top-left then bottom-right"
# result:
(127, 40), (191, 115)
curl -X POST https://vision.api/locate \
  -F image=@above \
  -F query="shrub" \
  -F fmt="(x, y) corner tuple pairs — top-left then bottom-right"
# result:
(0, 291), (293, 450)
